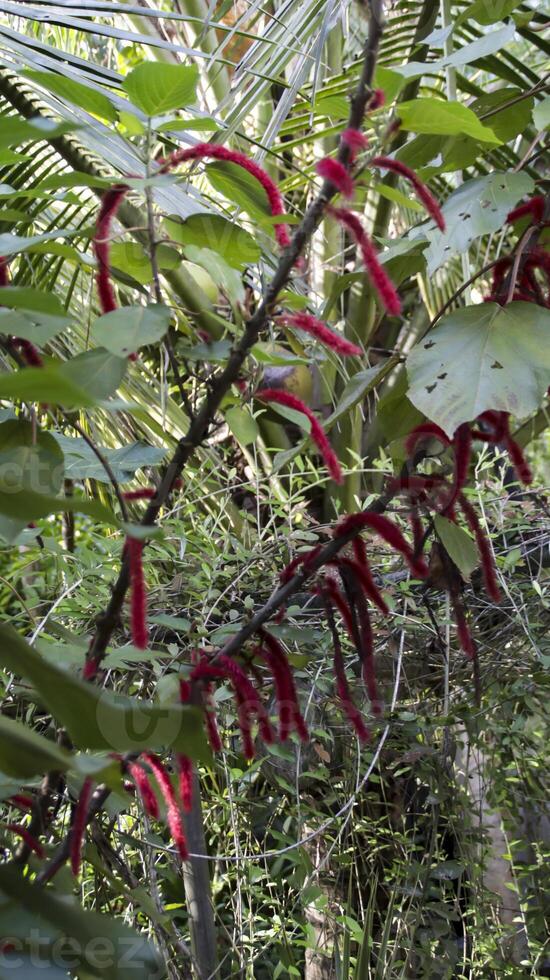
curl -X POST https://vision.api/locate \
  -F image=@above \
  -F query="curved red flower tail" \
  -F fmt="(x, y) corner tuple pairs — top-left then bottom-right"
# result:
(370, 157), (445, 231)
(176, 755), (193, 813)
(327, 206), (401, 316)
(11, 337), (43, 367)
(335, 555), (389, 616)
(204, 684), (222, 752)
(351, 536), (389, 615)
(450, 594), (475, 660)
(506, 195), (545, 225)
(217, 653), (275, 751)
(368, 89), (385, 110)
(355, 594), (381, 715)
(3, 824), (45, 859)
(316, 157), (355, 198)
(405, 422), (451, 457)
(277, 312), (362, 356)
(341, 128), (369, 160)
(442, 423), (472, 515)
(142, 753), (188, 861)
(8, 794), (34, 812)
(157, 143), (291, 251)
(70, 777), (94, 875)
(322, 591), (369, 742)
(320, 578), (355, 638)
(409, 505), (425, 558)
(500, 415), (533, 485)
(128, 761), (160, 819)
(259, 631), (308, 743)
(0, 256), (8, 286)
(123, 488), (157, 501)
(280, 545), (322, 585)
(127, 537), (148, 650)
(335, 511), (429, 579)
(93, 184), (129, 315)
(458, 493), (501, 603)
(471, 410), (507, 443)
(256, 388), (342, 484)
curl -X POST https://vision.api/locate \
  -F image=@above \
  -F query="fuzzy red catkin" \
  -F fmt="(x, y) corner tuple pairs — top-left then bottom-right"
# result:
(405, 422), (451, 457)
(176, 755), (193, 813)
(70, 777), (94, 875)
(409, 506), (425, 558)
(257, 388), (343, 484)
(368, 89), (385, 110)
(260, 631), (308, 742)
(458, 494), (501, 604)
(127, 536), (148, 650)
(506, 195), (545, 225)
(278, 312), (362, 357)
(324, 595), (369, 742)
(4, 824), (45, 859)
(0, 256), (8, 286)
(204, 683), (223, 753)
(341, 128), (369, 159)
(82, 656), (99, 681)
(217, 653), (275, 747)
(320, 578), (356, 639)
(351, 535), (389, 614)
(335, 511), (429, 578)
(12, 337), (43, 368)
(442, 423), (472, 515)
(142, 753), (189, 861)
(158, 143), (291, 251)
(122, 488), (156, 501)
(356, 598), (381, 715)
(8, 794), (34, 811)
(500, 414), (533, 485)
(93, 184), (129, 314)
(327, 206), (401, 316)
(451, 595), (475, 660)
(279, 545), (322, 584)
(316, 157), (355, 198)
(337, 555), (389, 616)
(370, 156), (446, 231)
(128, 761), (160, 819)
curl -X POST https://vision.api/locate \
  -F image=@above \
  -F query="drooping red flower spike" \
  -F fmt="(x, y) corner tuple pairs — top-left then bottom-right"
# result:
(327, 206), (402, 316)
(93, 184), (129, 314)
(123, 488), (156, 501)
(335, 555), (389, 616)
(409, 506), (425, 558)
(458, 493), (501, 603)
(142, 753), (188, 861)
(351, 535), (390, 615)
(3, 824), (45, 859)
(11, 337), (43, 368)
(280, 545), (322, 585)
(203, 683), (222, 753)
(259, 631), (308, 743)
(176, 755), (193, 813)
(507, 195), (545, 225)
(127, 536), (148, 650)
(277, 312), (362, 356)
(341, 128), (369, 160)
(355, 593), (381, 715)
(451, 594), (475, 660)
(335, 511), (429, 579)
(128, 761), (160, 819)
(217, 653), (275, 749)
(322, 593), (370, 742)
(316, 157), (355, 198)
(256, 388), (343, 484)
(405, 422), (451, 458)
(8, 794), (34, 812)
(370, 157), (446, 231)
(472, 411), (532, 485)
(320, 578), (356, 639)
(70, 777), (94, 875)
(368, 89), (385, 110)
(0, 256), (8, 286)
(442, 423), (472, 515)
(157, 143), (291, 251)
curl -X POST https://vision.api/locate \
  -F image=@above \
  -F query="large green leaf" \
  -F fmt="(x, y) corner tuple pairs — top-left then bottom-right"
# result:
(165, 212), (261, 268)
(0, 117), (79, 151)
(0, 626), (209, 759)
(0, 419), (64, 539)
(91, 305), (171, 357)
(0, 486), (118, 526)
(433, 515), (479, 579)
(0, 308), (70, 345)
(23, 69), (118, 122)
(408, 172), (535, 274)
(0, 351), (127, 408)
(0, 286), (67, 317)
(396, 99), (500, 143)
(407, 303), (550, 436)
(0, 715), (72, 778)
(52, 435), (167, 482)
(123, 62), (198, 115)
(206, 161), (271, 220)
(0, 864), (162, 980)
(457, 0), (523, 24)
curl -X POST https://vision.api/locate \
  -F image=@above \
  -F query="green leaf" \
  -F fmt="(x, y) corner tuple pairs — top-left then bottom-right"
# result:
(397, 99), (500, 143)
(0, 286), (67, 317)
(109, 242), (179, 284)
(225, 405), (260, 446)
(0, 308), (70, 346)
(0, 715), (72, 777)
(0, 486), (118, 526)
(0, 117), (79, 151)
(408, 172), (535, 275)
(324, 367), (383, 430)
(533, 95), (550, 131)
(407, 302), (550, 436)
(470, 88), (533, 142)
(433, 515), (479, 579)
(0, 419), (64, 538)
(0, 229), (82, 256)
(372, 66), (405, 103)
(184, 245), (243, 305)
(23, 70), (118, 122)
(165, 212), (260, 268)
(0, 350), (127, 408)
(206, 161), (271, 221)
(92, 305), (171, 357)
(123, 62), (198, 115)
(0, 864), (163, 980)
(52, 435), (167, 482)
(457, 0), (522, 25)
(0, 626), (209, 760)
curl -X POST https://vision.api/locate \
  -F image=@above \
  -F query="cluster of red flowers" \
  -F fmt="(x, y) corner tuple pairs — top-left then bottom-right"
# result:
(485, 195), (550, 306)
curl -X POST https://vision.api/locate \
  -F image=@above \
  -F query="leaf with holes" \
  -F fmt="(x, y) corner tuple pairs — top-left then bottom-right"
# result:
(407, 303), (550, 437)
